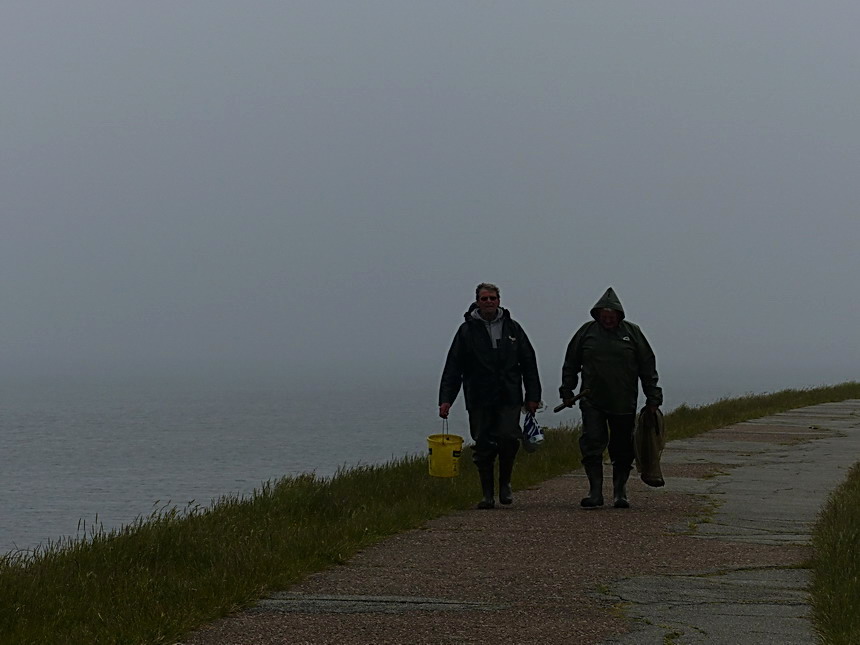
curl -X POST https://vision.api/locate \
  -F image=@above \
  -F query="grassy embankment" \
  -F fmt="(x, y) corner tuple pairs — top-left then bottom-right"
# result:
(0, 382), (858, 644)
(810, 461), (860, 645)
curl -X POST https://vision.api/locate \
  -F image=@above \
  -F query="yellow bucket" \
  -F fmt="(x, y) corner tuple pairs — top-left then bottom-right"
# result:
(427, 433), (464, 477)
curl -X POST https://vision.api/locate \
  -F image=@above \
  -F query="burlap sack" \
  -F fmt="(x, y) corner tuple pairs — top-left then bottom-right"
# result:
(634, 405), (666, 487)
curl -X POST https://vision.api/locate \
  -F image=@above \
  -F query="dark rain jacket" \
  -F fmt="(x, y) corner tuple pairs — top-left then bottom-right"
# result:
(439, 305), (541, 411)
(559, 287), (662, 415)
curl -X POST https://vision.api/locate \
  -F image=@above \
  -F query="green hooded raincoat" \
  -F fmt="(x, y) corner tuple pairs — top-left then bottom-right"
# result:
(559, 287), (662, 415)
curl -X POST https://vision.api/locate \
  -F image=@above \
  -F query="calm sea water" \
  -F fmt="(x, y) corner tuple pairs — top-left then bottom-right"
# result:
(0, 368), (841, 554)
(0, 378), (453, 555)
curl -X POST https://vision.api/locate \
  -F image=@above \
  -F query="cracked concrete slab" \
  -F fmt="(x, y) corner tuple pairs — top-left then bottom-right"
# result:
(250, 592), (502, 614)
(603, 399), (860, 644)
(606, 569), (812, 644)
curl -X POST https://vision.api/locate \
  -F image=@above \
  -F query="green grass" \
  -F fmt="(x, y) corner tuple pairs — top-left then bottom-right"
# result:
(0, 382), (858, 644)
(810, 462), (860, 645)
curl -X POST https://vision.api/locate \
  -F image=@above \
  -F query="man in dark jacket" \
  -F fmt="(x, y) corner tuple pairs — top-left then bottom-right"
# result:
(439, 283), (542, 509)
(559, 287), (662, 509)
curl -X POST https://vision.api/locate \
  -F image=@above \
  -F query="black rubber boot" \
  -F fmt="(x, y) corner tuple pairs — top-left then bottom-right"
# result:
(613, 464), (631, 509)
(498, 440), (518, 505)
(581, 463), (604, 508)
(477, 466), (495, 509)
(498, 457), (514, 505)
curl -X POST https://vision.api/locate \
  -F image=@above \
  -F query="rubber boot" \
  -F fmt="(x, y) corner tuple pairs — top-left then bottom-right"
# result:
(477, 465), (495, 509)
(497, 438), (518, 505)
(581, 463), (604, 508)
(613, 464), (631, 509)
(498, 455), (515, 505)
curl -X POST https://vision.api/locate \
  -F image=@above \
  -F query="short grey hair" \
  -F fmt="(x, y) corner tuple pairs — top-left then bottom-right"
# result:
(475, 283), (500, 299)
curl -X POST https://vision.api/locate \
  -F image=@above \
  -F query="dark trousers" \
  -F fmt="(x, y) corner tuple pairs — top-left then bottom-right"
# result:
(579, 404), (635, 470)
(467, 405), (521, 467)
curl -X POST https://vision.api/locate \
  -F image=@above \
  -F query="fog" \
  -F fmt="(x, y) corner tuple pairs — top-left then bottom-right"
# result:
(2, 2), (858, 406)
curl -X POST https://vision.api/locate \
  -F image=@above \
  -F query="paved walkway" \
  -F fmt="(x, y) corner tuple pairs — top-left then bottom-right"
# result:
(606, 399), (860, 644)
(184, 400), (860, 644)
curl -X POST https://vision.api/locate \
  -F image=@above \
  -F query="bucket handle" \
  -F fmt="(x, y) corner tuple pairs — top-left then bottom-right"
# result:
(441, 418), (449, 439)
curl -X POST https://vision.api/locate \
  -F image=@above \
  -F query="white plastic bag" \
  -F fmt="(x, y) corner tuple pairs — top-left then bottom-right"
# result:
(522, 411), (544, 453)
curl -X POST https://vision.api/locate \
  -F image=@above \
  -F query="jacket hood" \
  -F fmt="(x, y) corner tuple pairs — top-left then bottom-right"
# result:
(464, 302), (509, 322)
(590, 287), (625, 321)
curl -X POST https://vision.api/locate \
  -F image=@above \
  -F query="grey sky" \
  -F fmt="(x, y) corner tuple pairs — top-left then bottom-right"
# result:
(2, 2), (858, 402)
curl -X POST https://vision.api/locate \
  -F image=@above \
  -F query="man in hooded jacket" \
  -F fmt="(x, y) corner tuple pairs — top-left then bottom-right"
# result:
(439, 283), (542, 509)
(559, 287), (662, 509)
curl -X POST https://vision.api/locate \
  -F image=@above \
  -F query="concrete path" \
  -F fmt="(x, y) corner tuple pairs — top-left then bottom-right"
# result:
(603, 399), (860, 644)
(184, 400), (860, 644)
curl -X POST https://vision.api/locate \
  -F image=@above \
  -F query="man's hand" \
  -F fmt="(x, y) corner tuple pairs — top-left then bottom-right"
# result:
(524, 400), (540, 415)
(553, 389), (591, 413)
(647, 404), (660, 414)
(439, 402), (452, 419)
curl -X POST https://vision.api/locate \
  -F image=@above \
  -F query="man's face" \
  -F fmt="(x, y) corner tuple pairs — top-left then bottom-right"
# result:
(477, 289), (500, 318)
(598, 309), (620, 330)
